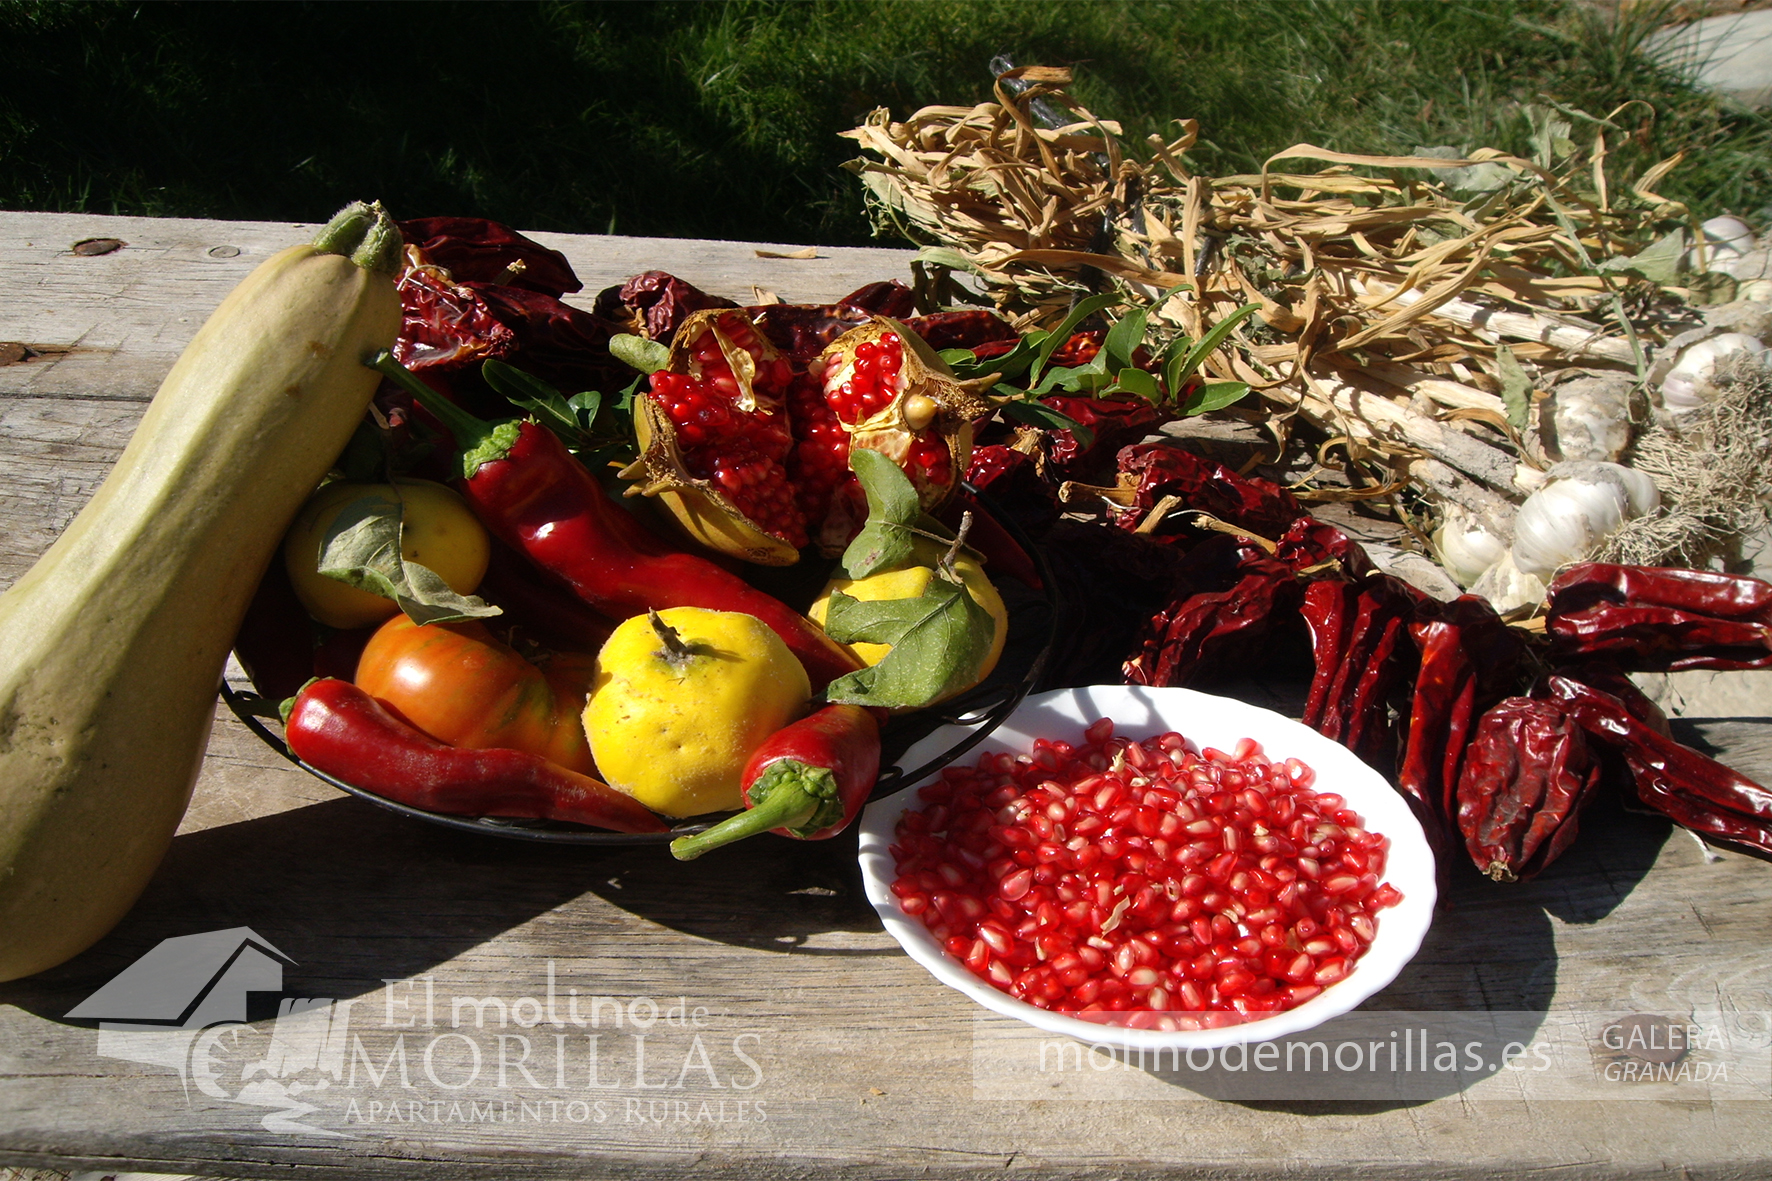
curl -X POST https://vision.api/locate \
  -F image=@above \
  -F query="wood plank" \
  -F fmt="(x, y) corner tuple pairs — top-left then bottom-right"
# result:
(2, 211), (1770, 1180)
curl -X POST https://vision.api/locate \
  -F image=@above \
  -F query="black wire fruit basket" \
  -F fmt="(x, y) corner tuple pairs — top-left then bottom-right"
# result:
(220, 486), (1058, 845)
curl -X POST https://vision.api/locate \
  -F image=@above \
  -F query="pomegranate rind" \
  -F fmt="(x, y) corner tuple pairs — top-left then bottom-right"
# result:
(622, 309), (802, 566)
(623, 399), (801, 565)
(816, 317), (995, 556)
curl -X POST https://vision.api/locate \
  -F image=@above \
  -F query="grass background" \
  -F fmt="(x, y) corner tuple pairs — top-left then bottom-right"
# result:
(3, 0), (1769, 244)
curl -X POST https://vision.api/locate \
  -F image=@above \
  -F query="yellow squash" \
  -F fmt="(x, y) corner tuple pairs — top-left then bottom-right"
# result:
(0, 203), (402, 981)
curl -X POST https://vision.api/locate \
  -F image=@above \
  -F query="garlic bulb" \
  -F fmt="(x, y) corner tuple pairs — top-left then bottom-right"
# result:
(1541, 374), (1633, 462)
(1658, 332), (1768, 415)
(1469, 549), (1548, 615)
(1511, 462), (1660, 581)
(1701, 218), (1757, 260)
(1433, 504), (1509, 588)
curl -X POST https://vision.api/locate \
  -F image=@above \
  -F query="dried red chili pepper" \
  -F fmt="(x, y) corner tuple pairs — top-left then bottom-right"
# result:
(285, 678), (666, 833)
(666, 704), (882, 860)
(1043, 397), (1162, 479)
(1541, 675), (1772, 858)
(1308, 575), (1422, 765)
(901, 309), (1019, 353)
(1038, 520), (1191, 689)
(964, 444), (1060, 535)
(749, 282), (917, 362)
(1111, 443), (1307, 542)
(398, 217), (582, 298)
(1455, 696), (1602, 881)
(1546, 563), (1772, 671)
(373, 356), (862, 690)
(395, 266), (623, 403)
(1396, 595), (1524, 826)
(1123, 551), (1302, 687)
(594, 270), (738, 343)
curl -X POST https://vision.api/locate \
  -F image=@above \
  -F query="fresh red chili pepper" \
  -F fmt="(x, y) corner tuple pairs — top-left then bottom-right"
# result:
(1546, 563), (1772, 671)
(477, 542), (617, 655)
(1455, 695), (1601, 882)
(372, 355), (862, 690)
(667, 705), (882, 860)
(1540, 674), (1772, 857)
(284, 678), (667, 833)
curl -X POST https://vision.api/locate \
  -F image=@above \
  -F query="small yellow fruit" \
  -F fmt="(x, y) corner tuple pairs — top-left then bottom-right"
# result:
(283, 479), (490, 629)
(809, 539), (1007, 697)
(585, 608), (811, 817)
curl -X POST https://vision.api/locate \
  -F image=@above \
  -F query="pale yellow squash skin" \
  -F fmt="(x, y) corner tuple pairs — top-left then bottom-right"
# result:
(0, 237), (400, 981)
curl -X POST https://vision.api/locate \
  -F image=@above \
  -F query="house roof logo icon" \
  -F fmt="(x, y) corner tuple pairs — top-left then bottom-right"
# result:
(67, 927), (293, 1029)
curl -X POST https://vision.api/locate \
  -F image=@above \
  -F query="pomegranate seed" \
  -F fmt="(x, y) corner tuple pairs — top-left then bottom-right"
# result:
(889, 720), (1395, 1025)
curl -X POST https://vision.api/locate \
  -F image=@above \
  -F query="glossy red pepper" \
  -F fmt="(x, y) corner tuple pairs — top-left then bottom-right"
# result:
(284, 678), (666, 833)
(667, 705), (881, 860)
(373, 355), (862, 690)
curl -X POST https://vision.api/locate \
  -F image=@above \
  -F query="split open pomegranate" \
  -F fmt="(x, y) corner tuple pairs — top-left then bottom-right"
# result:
(626, 312), (993, 564)
(889, 719), (1403, 1030)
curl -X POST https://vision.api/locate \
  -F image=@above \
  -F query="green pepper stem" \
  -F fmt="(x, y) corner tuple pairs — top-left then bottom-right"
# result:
(368, 351), (518, 479)
(669, 777), (819, 861)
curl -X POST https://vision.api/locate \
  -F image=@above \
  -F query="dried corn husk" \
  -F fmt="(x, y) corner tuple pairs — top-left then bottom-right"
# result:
(843, 67), (1770, 594)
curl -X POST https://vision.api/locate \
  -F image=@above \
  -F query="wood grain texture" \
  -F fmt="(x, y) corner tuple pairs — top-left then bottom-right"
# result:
(1, 212), (1770, 1180)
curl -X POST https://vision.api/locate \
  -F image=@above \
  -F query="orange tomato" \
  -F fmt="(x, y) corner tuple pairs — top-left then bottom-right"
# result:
(355, 614), (597, 775)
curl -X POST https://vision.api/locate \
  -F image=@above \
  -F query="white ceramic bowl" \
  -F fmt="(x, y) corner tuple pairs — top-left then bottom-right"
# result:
(859, 685), (1437, 1051)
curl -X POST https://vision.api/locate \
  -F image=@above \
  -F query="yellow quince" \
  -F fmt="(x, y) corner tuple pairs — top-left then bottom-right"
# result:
(584, 607), (810, 818)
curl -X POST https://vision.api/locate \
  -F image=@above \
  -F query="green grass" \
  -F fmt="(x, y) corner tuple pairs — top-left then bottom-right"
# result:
(3, 0), (1768, 244)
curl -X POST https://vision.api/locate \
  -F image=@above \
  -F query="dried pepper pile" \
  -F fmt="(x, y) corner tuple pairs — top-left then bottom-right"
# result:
(965, 425), (1772, 879)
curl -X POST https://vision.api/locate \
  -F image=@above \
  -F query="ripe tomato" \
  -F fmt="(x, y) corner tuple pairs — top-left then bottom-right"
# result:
(354, 614), (597, 775)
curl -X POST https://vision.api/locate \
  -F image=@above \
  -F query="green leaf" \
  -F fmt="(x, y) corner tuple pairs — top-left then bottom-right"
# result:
(937, 348), (978, 369)
(1029, 292), (1122, 387)
(316, 493), (502, 625)
(819, 577), (997, 711)
(1180, 381), (1252, 416)
(611, 333), (670, 374)
(1596, 229), (1686, 285)
(567, 390), (604, 430)
(1114, 367), (1161, 401)
(484, 359), (582, 439)
(1102, 305), (1150, 371)
(1164, 302), (1263, 397)
(1493, 344), (1533, 432)
(838, 449), (924, 578)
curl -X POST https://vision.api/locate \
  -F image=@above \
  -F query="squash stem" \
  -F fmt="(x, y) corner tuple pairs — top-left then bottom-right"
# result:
(314, 201), (402, 274)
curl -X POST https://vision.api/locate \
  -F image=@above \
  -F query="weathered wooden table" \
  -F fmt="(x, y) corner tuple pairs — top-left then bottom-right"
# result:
(2, 211), (1770, 1180)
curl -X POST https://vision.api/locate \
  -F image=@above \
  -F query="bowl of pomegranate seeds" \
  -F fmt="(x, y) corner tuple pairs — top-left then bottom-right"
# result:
(858, 685), (1436, 1050)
